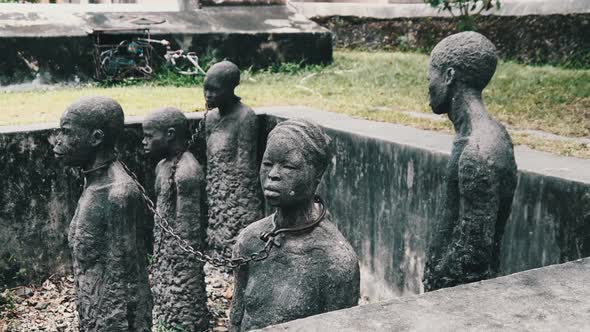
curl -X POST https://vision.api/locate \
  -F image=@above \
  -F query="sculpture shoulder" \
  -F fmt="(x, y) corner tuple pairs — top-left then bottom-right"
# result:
(463, 123), (515, 171)
(314, 220), (358, 265)
(238, 103), (256, 119)
(94, 166), (143, 206)
(238, 104), (256, 125)
(175, 152), (205, 189)
(205, 109), (221, 123)
(234, 216), (273, 255)
(155, 158), (167, 174)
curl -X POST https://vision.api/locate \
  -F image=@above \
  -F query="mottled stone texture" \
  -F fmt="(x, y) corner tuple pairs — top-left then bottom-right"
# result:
(0, 122), (153, 289)
(205, 61), (264, 256)
(231, 119), (360, 331)
(151, 152), (208, 331)
(142, 107), (208, 331)
(231, 215), (360, 331)
(53, 96), (152, 331)
(2, 110), (589, 299)
(422, 32), (517, 291)
(68, 163), (152, 331)
(0, 36), (93, 85)
(205, 107), (263, 255)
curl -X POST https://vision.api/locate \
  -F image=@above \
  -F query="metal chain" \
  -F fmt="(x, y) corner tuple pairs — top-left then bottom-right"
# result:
(117, 111), (326, 269)
(187, 108), (209, 149)
(119, 159), (274, 269)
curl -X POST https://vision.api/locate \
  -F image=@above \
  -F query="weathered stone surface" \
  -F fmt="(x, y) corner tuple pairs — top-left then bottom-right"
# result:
(142, 108), (208, 331)
(258, 258), (590, 332)
(231, 119), (360, 331)
(53, 96), (152, 331)
(1, 108), (589, 300)
(259, 107), (590, 298)
(204, 61), (264, 256)
(0, 6), (332, 84)
(422, 32), (517, 291)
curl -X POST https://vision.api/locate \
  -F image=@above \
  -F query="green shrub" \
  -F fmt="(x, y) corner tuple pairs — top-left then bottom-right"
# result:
(425, 0), (501, 31)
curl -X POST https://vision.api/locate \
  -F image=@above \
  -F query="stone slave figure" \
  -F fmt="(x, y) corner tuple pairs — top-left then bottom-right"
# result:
(142, 107), (208, 331)
(52, 96), (152, 331)
(230, 119), (360, 331)
(423, 32), (517, 291)
(204, 60), (264, 256)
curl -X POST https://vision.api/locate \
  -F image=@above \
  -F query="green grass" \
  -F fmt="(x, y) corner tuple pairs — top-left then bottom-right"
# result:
(1, 51), (588, 157)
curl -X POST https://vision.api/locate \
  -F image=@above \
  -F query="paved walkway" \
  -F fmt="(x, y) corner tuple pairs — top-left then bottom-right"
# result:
(259, 258), (590, 331)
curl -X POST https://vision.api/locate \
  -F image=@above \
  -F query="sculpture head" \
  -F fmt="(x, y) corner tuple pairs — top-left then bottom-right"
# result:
(142, 107), (189, 160)
(53, 96), (124, 167)
(203, 60), (240, 110)
(428, 31), (498, 114)
(260, 119), (331, 208)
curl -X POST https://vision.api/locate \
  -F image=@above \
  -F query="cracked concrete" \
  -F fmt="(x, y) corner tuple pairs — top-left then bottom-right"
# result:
(0, 6), (329, 37)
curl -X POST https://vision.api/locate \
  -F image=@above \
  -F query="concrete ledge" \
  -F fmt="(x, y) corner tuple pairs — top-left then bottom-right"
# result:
(260, 107), (590, 185)
(260, 258), (590, 331)
(291, 0), (590, 19)
(0, 3), (181, 13)
(0, 6), (327, 37)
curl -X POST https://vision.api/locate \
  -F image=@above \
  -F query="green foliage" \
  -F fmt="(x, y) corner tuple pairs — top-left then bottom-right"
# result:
(0, 290), (16, 313)
(154, 320), (186, 332)
(146, 254), (155, 266)
(425, 0), (501, 31)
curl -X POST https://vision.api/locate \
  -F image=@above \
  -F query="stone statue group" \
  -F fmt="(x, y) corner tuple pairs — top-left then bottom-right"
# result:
(51, 31), (516, 331)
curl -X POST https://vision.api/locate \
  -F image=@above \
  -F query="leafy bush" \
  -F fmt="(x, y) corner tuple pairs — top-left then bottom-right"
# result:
(425, 0), (501, 31)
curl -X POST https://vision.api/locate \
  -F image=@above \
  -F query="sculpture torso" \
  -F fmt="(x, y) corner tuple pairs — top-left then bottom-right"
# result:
(69, 163), (152, 332)
(206, 103), (264, 255)
(151, 151), (208, 331)
(231, 214), (360, 331)
(424, 114), (517, 291)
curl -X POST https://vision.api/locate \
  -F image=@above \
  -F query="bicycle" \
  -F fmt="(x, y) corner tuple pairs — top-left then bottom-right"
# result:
(93, 28), (207, 81)
(136, 37), (207, 76)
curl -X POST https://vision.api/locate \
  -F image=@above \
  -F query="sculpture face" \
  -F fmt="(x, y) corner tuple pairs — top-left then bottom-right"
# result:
(142, 120), (168, 159)
(428, 64), (452, 115)
(203, 74), (233, 110)
(260, 134), (317, 208)
(53, 111), (93, 167)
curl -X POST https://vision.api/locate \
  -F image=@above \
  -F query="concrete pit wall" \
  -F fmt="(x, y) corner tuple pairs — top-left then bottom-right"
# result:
(0, 121), (159, 288)
(1, 109), (589, 297)
(322, 126), (590, 297)
(263, 108), (590, 299)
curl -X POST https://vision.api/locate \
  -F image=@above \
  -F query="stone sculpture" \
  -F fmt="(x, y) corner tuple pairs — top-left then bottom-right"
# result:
(422, 32), (518, 291)
(52, 96), (152, 331)
(230, 119), (360, 331)
(142, 107), (208, 331)
(204, 60), (264, 256)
